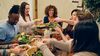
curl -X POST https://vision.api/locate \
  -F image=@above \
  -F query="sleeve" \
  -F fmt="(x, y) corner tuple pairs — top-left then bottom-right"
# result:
(50, 39), (73, 52)
(0, 27), (6, 41)
(15, 25), (20, 34)
(63, 25), (74, 38)
(40, 44), (55, 56)
(0, 45), (9, 49)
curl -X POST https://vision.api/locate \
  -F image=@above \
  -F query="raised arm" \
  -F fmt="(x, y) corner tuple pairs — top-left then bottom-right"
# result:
(54, 18), (75, 25)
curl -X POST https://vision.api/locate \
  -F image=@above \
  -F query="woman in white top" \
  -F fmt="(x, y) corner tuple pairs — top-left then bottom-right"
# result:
(18, 2), (34, 33)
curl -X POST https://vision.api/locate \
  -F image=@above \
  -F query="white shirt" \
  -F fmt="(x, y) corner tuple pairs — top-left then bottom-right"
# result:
(17, 15), (34, 33)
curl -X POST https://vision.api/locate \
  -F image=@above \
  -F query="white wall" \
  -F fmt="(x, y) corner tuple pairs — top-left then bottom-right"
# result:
(0, 0), (82, 22)
(0, 0), (34, 21)
(0, 0), (21, 20)
(37, 0), (80, 19)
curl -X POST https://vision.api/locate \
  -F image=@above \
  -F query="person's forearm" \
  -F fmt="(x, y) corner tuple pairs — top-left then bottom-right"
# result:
(39, 44), (55, 56)
(50, 39), (72, 52)
(64, 20), (74, 25)
(0, 44), (10, 49)
(60, 32), (69, 41)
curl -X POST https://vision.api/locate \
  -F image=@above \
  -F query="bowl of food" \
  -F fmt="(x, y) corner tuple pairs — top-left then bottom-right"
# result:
(26, 46), (38, 56)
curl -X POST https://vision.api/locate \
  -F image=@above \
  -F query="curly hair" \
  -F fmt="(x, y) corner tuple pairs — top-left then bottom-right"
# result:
(45, 5), (58, 17)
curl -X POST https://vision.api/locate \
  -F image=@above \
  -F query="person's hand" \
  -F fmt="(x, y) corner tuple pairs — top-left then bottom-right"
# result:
(10, 43), (19, 48)
(34, 19), (43, 25)
(42, 38), (51, 44)
(42, 38), (57, 44)
(35, 41), (45, 48)
(54, 27), (62, 34)
(36, 38), (57, 48)
(10, 45), (29, 54)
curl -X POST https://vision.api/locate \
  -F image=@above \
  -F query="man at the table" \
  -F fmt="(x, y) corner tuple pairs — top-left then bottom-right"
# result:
(0, 5), (19, 43)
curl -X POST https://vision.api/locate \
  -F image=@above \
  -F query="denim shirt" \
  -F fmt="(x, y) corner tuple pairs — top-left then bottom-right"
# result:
(0, 22), (18, 43)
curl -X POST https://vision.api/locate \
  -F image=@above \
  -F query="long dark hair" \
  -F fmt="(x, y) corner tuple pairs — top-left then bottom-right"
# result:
(63, 9), (94, 37)
(63, 9), (81, 38)
(20, 2), (31, 22)
(73, 19), (100, 55)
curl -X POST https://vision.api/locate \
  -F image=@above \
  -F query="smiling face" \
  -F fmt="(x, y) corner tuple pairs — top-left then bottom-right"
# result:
(48, 8), (54, 17)
(71, 11), (79, 25)
(45, 5), (57, 18)
(25, 5), (30, 15)
(71, 11), (77, 20)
